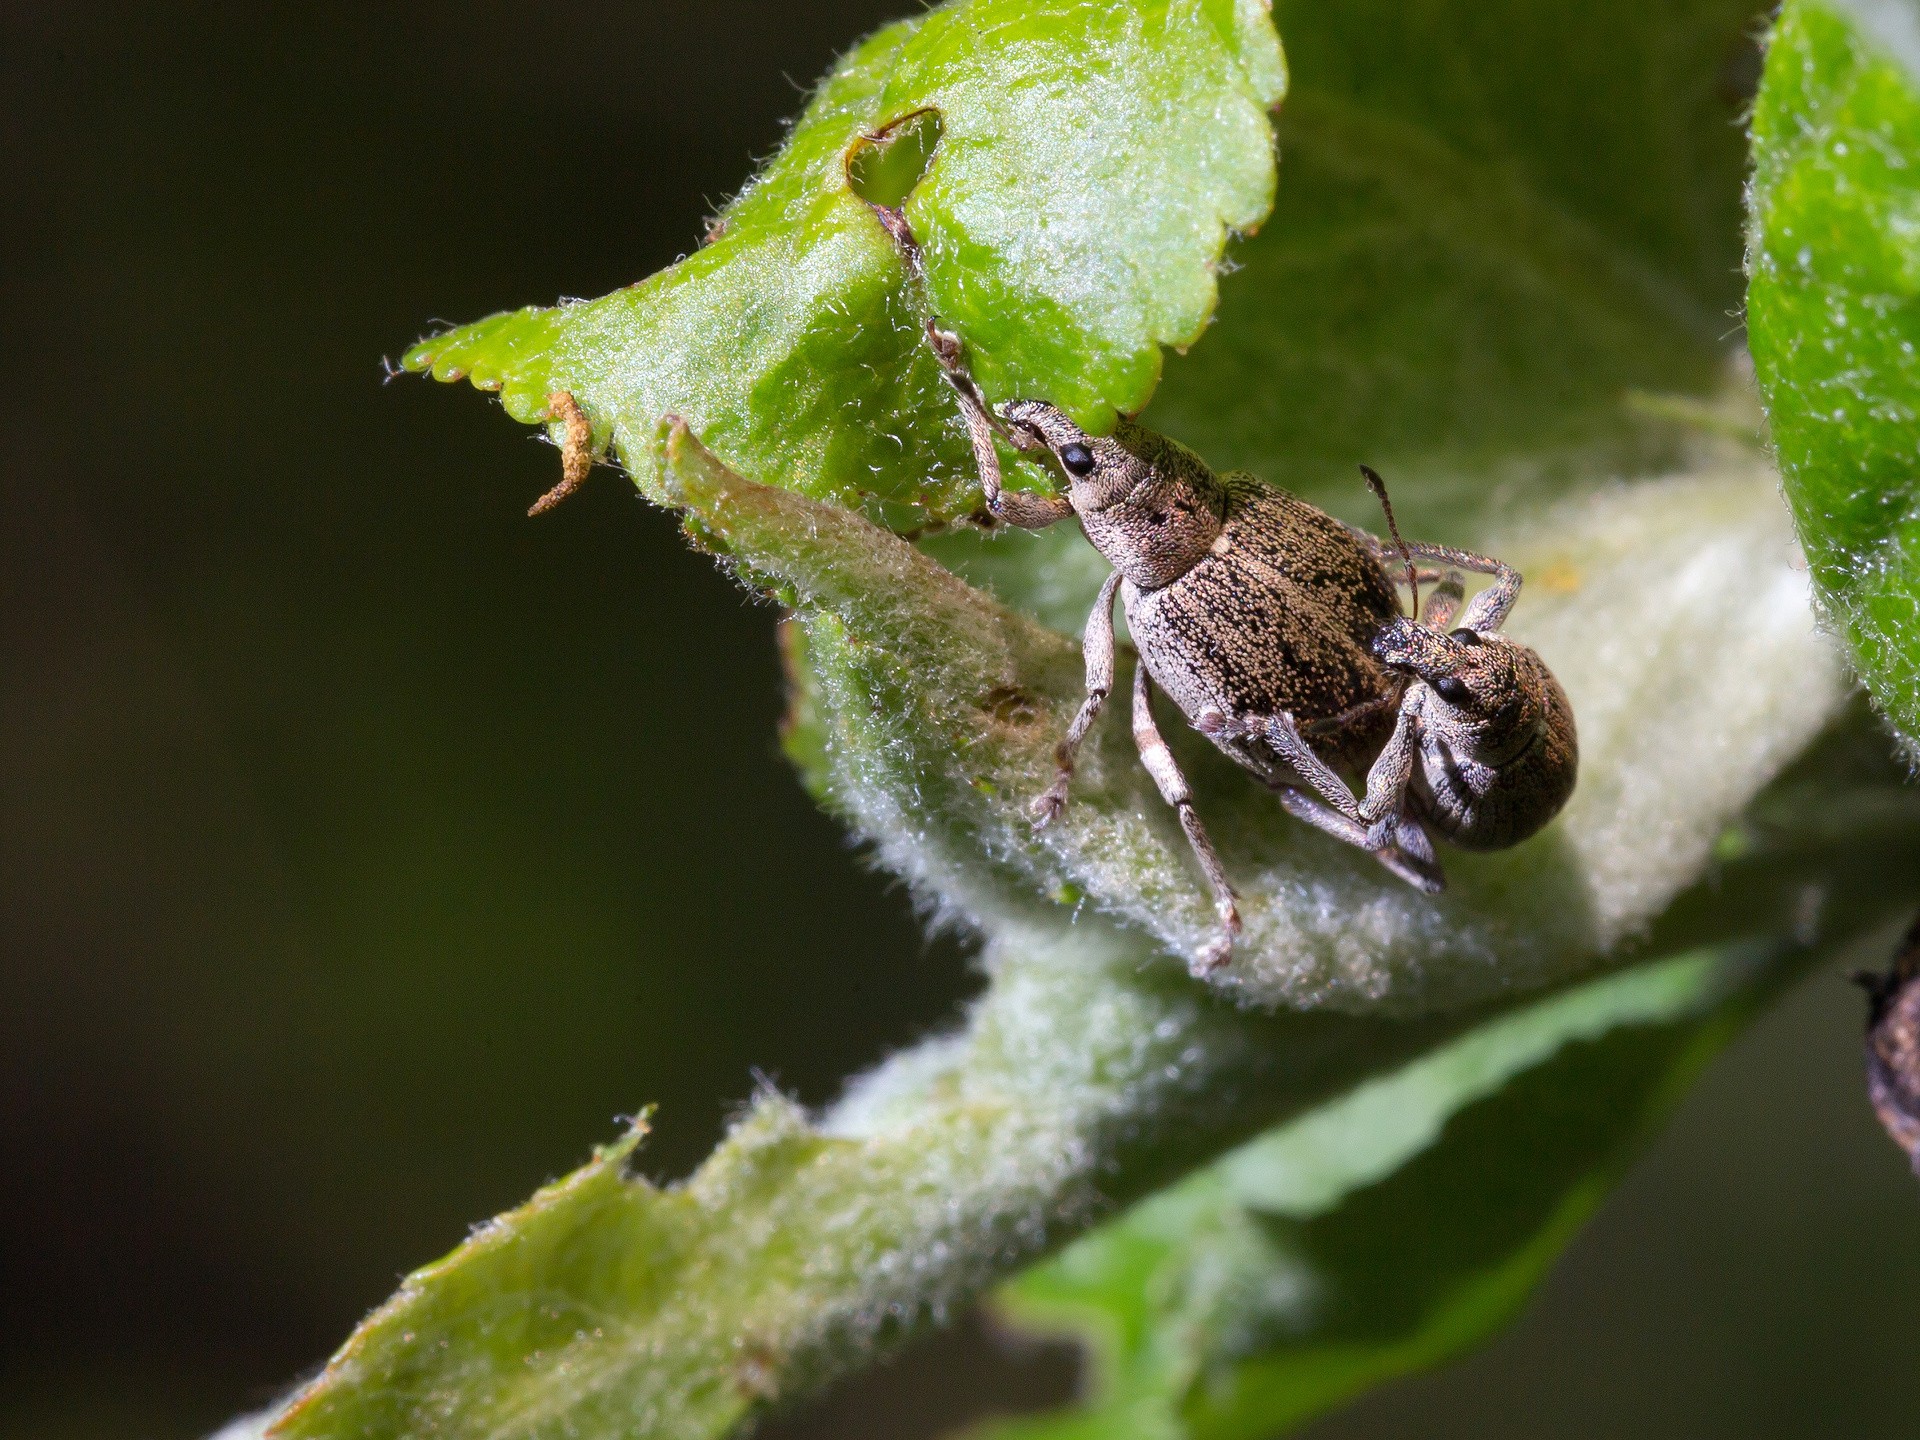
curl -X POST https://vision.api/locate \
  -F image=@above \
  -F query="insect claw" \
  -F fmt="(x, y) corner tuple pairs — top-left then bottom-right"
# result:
(924, 321), (964, 370)
(1189, 899), (1241, 975)
(1192, 936), (1232, 974)
(1029, 786), (1069, 829)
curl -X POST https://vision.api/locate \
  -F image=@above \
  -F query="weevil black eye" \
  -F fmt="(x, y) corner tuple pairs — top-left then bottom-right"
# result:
(1433, 674), (1471, 705)
(1059, 442), (1096, 476)
(1449, 628), (1482, 646)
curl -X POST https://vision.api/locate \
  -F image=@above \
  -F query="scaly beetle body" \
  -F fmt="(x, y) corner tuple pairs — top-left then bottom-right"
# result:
(1304, 488), (1579, 862)
(998, 398), (1408, 780)
(927, 327), (1575, 969)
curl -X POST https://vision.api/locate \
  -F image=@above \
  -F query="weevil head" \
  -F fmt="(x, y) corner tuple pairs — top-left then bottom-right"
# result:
(1000, 400), (1226, 588)
(1372, 618), (1546, 762)
(1001, 401), (1134, 509)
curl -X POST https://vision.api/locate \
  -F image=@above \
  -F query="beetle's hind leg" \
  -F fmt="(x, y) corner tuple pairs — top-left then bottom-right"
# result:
(1132, 664), (1241, 973)
(1198, 707), (1366, 823)
(1351, 523), (1519, 632)
(1273, 789), (1447, 894)
(1420, 571), (1466, 629)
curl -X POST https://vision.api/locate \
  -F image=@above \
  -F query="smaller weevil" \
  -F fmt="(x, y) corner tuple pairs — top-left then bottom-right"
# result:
(1210, 467), (1578, 887)
(927, 326), (1576, 968)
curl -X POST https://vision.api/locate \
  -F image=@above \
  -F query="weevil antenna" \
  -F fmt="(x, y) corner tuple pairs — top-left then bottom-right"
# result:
(1359, 464), (1418, 620)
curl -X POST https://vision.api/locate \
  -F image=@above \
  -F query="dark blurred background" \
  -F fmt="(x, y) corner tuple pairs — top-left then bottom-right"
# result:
(2, 7), (1914, 1439)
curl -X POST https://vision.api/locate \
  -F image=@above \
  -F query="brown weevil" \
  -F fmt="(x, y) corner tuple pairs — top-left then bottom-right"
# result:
(927, 326), (1577, 970)
(1215, 467), (1579, 889)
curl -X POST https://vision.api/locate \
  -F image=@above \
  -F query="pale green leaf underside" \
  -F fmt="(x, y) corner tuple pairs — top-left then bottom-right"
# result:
(1747, 0), (1920, 753)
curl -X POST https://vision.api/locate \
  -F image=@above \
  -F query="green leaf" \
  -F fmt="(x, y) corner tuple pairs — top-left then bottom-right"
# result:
(1160, 0), (1762, 515)
(891, 0), (1285, 426)
(967, 943), (1777, 1440)
(258, 0), (1920, 1436)
(1747, 0), (1920, 755)
(402, 0), (1284, 525)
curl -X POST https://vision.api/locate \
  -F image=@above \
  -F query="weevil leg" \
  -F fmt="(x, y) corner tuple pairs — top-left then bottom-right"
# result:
(928, 323), (1074, 530)
(1392, 809), (1439, 867)
(1350, 527), (1520, 632)
(1396, 541), (1520, 631)
(1033, 570), (1123, 827)
(1257, 712), (1366, 822)
(1274, 789), (1447, 894)
(1420, 571), (1466, 629)
(1377, 805), (1445, 890)
(1200, 702), (1385, 823)
(1133, 663), (1241, 972)
(1274, 785), (1371, 847)
(1375, 829), (1447, 892)
(1356, 687), (1424, 830)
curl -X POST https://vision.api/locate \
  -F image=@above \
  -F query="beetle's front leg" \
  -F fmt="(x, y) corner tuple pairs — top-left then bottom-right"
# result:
(1395, 541), (1520, 632)
(1271, 684), (1441, 889)
(1032, 571), (1123, 827)
(1133, 664), (1240, 973)
(1259, 712), (1368, 821)
(1356, 688), (1425, 843)
(927, 323), (1074, 530)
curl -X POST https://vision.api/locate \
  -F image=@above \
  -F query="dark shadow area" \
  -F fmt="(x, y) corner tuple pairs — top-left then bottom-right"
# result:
(1, 5), (967, 1435)
(1304, 954), (1920, 1440)
(758, 1310), (1080, 1440)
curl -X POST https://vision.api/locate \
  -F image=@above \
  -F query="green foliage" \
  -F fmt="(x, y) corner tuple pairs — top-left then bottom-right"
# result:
(956, 712), (1920, 1440)
(969, 947), (1774, 1440)
(236, 1), (1920, 1438)
(1156, 0), (1759, 520)
(1748, 0), (1920, 754)
(403, 0), (1283, 526)
(256, 425), (1920, 1439)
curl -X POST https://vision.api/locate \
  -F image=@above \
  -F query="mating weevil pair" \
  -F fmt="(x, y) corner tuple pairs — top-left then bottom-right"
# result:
(927, 325), (1577, 971)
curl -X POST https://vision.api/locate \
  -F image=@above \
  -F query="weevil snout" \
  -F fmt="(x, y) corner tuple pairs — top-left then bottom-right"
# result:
(1369, 616), (1458, 675)
(1000, 399), (1088, 456)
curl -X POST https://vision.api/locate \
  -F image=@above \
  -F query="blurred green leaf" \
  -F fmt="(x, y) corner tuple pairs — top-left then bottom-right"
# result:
(966, 945), (1777, 1440)
(1747, 0), (1920, 754)
(1160, 0), (1762, 523)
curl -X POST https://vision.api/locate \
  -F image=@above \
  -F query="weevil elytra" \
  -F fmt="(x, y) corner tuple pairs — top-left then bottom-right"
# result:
(927, 326), (1577, 970)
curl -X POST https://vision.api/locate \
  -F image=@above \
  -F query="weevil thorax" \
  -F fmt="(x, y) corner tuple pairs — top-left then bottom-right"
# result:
(1372, 618), (1549, 765)
(1003, 401), (1225, 590)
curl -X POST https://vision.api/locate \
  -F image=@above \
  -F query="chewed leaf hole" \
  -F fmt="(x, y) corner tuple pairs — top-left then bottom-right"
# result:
(846, 107), (944, 209)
